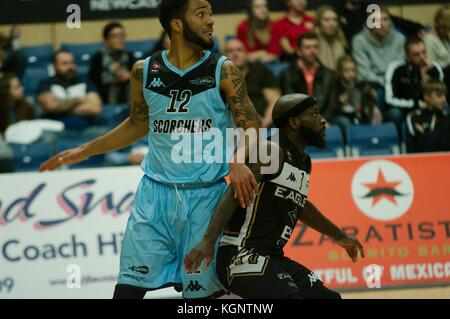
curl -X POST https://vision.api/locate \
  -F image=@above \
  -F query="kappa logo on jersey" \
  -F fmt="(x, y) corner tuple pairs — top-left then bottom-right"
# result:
(149, 77), (166, 88)
(286, 172), (297, 182)
(185, 280), (206, 292)
(351, 160), (414, 221)
(189, 76), (215, 87)
(308, 272), (319, 287)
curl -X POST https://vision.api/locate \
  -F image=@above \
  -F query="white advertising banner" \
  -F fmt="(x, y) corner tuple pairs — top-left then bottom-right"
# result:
(0, 167), (180, 299)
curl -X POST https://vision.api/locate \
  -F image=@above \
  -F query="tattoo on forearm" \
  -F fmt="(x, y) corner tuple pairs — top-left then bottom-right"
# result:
(132, 65), (144, 82)
(221, 63), (259, 129)
(130, 100), (149, 124)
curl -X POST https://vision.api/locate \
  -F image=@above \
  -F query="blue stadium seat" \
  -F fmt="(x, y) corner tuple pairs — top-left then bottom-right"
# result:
(347, 123), (400, 157)
(55, 139), (105, 169)
(306, 126), (345, 159)
(126, 39), (157, 59)
(77, 64), (90, 82)
(60, 43), (103, 66)
(97, 103), (130, 128)
(263, 62), (290, 78)
(22, 44), (53, 68)
(22, 67), (49, 97)
(9, 140), (53, 172)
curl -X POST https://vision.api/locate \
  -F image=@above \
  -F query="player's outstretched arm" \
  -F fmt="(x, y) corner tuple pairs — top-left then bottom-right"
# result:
(184, 141), (283, 273)
(39, 60), (149, 172)
(220, 60), (261, 208)
(299, 201), (365, 262)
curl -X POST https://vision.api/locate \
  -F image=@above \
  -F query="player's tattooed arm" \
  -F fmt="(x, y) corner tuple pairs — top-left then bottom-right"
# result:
(220, 60), (262, 208)
(220, 60), (260, 130)
(129, 60), (150, 126)
(39, 60), (149, 172)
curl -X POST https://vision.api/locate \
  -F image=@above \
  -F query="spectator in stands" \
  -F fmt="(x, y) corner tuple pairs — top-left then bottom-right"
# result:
(0, 73), (34, 135)
(424, 5), (450, 69)
(444, 65), (450, 101)
(89, 22), (134, 104)
(272, 0), (315, 60)
(327, 55), (382, 130)
(0, 49), (6, 77)
(337, 0), (424, 45)
(148, 30), (171, 56)
(280, 32), (333, 115)
(236, 0), (278, 62)
(352, 6), (405, 88)
(0, 25), (27, 79)
(385, 37), (444, 127)
(37, 49), (103, 138)
(406, 80), (449, 152)
(224, 38), (281, 127)
(314, 5), (347, 71)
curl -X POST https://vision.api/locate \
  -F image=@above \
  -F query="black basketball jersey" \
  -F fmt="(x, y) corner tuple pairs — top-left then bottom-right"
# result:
(220, 133), (312, 254)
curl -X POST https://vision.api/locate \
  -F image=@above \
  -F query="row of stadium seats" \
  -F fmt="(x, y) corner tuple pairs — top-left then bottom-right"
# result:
(10, 120), (402, 172)
(306, 123), (401, 159)
(22, 38), (222, 69)
(20, 38), (222, 96)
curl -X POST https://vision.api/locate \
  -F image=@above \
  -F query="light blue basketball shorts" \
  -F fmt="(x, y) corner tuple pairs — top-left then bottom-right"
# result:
(117, 175), (228, 298)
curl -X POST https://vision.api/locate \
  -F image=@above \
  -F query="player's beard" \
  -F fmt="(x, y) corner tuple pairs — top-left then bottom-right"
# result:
(300, 125), (326, 149)
(182, 19), (214, 50)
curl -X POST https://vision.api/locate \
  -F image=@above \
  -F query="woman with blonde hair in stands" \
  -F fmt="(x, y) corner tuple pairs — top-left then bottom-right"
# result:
(236, 0), (278, 62)
(314, 5), (347, 71)
(424, 5), (450, 68)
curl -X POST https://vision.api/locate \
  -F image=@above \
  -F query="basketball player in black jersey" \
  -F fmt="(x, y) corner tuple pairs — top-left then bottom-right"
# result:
(184, 93), (365, 299)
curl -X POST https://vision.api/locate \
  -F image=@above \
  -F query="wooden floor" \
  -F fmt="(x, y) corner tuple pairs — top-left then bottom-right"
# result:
(341, 286), (450, 299)
(147, 285), (450, 299)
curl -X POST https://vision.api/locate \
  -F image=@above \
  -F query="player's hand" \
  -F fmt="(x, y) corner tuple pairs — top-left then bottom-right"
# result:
(336, 234), (365, 263)
(39, 145), (89, 172)
(184, 239), (215, 274)
(229, 163), (259, 208)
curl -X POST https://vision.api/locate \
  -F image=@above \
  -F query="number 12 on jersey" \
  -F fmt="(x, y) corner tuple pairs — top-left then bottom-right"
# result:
(166, 89), (192, 113)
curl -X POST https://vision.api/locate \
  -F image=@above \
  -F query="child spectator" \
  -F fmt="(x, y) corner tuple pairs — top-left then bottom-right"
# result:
(327, 55), (382, 130)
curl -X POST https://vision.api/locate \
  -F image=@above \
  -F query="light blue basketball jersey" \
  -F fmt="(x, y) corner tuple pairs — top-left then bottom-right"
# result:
(141, 50), (234, 185)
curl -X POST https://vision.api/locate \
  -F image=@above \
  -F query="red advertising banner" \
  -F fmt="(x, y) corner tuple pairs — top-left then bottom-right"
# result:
(285, 153), (450, 290)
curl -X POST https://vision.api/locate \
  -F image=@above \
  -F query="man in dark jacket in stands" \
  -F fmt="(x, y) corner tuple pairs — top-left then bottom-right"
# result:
(384, 37), (444, 127)
(280, 32), (333, 119)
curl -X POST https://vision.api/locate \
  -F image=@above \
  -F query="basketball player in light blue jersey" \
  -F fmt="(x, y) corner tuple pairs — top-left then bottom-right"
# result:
(39, 0), (261, 298)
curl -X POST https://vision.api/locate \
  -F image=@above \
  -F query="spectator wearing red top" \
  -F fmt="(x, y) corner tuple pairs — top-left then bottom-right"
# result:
(236, 0), (278, 62)
(273, 0), (315, 59)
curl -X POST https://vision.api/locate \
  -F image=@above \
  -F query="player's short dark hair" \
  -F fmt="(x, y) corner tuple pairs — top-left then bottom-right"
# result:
(297, 32), (319, 48)
(158, 0), (191, 38)
(52, 48), (73, 65)
(405, 36), (425, 53)
(103, 21), (124, 40)
(422, 79), (447, 95)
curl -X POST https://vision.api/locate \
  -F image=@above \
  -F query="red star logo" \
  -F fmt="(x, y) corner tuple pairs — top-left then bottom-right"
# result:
(363, 169), (402, 207)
